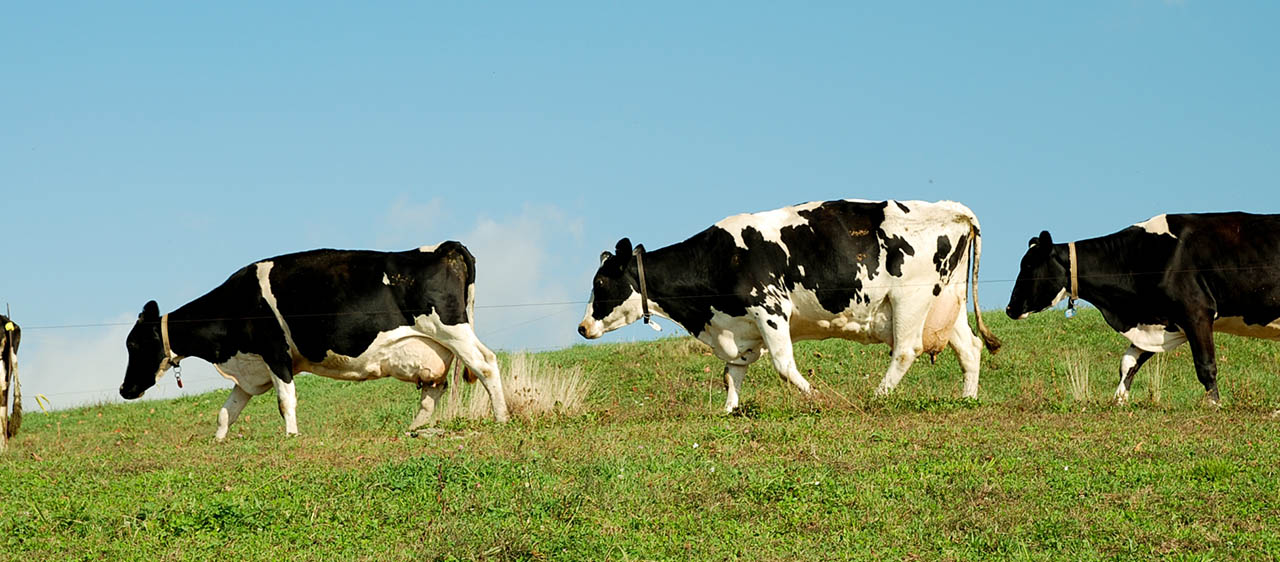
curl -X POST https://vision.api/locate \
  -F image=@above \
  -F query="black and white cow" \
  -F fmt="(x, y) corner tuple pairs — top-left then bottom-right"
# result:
(578, 200), (1001, 411)
(121, 242), (508, 439)
(1, 314), (20, 447)
(1006, 213), (1280, 404)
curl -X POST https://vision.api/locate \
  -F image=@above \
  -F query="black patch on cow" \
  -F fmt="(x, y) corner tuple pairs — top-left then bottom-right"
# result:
(589, 230), (791, 337)
(932, 236), (952, 276)
(932, 233), (970, 282)
(933, 284), (941, 296)
(894, 201), (910, 213)
(879, 231), (915, 278)
(272, 244), (474, 362)
(766, 319), (778, 329)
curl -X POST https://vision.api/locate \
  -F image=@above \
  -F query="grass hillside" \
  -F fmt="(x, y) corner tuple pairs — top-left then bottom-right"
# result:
(3, 309), (1280, 561)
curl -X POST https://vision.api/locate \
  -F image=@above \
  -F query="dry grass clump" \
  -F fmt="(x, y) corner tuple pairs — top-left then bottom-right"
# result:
(443, 353), (590, 421)
(1145, 355), (1166, 406)
(1065, 355), (1093, 403)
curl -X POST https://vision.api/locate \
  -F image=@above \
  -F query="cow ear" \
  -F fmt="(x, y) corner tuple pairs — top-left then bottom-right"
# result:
(1027, 237), (1038, 248)
(1037, 231), (1053, 247)
(614, 238), (633, 258)
(599, 251), (613, 265)
(141, 300), (160, 320)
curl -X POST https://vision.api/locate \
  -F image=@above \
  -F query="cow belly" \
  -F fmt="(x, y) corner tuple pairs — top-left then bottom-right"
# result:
(297, 328), (454, 384)
(787, 295), (894, 344)
(215, 352), (276, 393)
(1122, 324), (1189, 353)
(921, 288), (963, 355)
(1214, 316), (1280, 340)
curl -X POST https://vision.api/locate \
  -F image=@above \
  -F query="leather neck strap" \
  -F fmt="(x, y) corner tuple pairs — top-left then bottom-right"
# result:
(634, 247), (652, 325)
(161, 314), (180, 367)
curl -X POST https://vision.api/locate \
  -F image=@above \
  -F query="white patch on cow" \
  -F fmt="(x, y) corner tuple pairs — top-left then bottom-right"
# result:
(215, 352), (276, 395)
(1122, 324), (1189, 353)
(255, 261), (300, 355)
(418, 243), (441, 253)
(713, 207), (809, 257)
(382, 273), (391, 286)
(696, 308), (764, 362)
(1133, 214), (1177, 239)
(1213, 316), (1280, 340)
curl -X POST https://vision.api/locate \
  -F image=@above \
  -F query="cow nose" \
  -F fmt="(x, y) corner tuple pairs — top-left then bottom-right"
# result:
(577, 325), (587, 337)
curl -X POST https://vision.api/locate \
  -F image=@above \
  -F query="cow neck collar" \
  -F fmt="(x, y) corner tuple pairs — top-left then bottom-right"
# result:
(160, 314), (183, 368)
(160, 314), (185, 388)
(1067, 242), (1079, 310)
(633, 245), (652, 325)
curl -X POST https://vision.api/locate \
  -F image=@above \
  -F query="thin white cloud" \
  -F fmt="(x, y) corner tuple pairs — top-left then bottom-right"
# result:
(375, 195), (447, 249)
(463, 204), (589, 351)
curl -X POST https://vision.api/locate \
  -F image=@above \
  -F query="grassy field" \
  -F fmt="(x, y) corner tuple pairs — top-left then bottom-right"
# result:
(3, 309), (1280, 561)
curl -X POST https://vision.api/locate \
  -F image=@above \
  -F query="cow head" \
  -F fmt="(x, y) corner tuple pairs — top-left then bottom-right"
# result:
(120, 300), (170, 399)
(1006, 231), (1070, 319)
(578, 238), (646, 339)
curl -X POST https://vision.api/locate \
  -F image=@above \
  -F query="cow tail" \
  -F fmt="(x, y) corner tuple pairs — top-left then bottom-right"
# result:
(969, 222), (1002, 353)
(439, 241), (481, 385)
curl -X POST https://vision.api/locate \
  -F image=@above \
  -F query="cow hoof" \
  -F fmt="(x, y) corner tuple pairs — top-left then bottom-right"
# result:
(1114, 390), (1130, 406)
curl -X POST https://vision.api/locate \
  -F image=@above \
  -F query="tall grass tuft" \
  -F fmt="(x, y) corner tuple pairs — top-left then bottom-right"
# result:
(1065, 355), (1092, 403)
(443, 353), (590, 421)
(1146, 354), (1165, 406)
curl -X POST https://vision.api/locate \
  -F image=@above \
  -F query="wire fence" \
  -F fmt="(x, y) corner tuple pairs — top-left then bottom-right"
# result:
(12, 259), (1268, 409)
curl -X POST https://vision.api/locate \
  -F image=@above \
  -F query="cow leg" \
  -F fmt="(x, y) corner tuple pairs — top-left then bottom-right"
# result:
(875, 297), (931, 396)
(408, 384), (447, 431)
(756, 314), (813, 396)
(723, 363), (747, 413)
(434, 325), (509, 423)
(722, 347), (761, 413)
(947, 311), (983, 399)
(1183, 321), (1221, 404)
(1114, 345), (1155, 404)
(216, 386), (252, 441)
(271, 374), (299, 436)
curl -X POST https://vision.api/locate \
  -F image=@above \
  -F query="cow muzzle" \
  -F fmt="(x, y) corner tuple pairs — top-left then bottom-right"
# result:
(119, 385), (144, 400)
(578, 320), (603, 339)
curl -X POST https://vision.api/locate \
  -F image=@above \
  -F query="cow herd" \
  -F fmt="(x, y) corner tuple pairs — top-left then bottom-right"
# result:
(5, 199), (1280, 441)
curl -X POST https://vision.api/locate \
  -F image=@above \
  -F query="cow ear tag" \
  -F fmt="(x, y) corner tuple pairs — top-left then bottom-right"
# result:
(4, 322), (13, 332)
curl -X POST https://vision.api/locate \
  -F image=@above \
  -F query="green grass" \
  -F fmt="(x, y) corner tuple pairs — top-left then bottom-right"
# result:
(4, 309), (1280, 560)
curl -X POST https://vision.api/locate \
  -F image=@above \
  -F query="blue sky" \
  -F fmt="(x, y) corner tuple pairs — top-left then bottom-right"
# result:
(3, 1), (1278, 408)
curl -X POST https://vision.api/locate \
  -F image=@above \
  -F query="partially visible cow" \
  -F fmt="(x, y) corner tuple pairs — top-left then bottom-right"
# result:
(120, 242), (509, 439)
(1006, 213), (1280, 404)
(577, 199), (1001, 411)
(1, 314), (20, 449)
